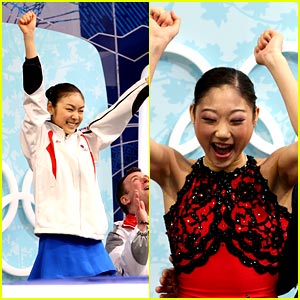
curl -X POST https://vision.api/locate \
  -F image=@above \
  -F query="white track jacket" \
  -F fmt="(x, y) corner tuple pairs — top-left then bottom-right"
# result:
(20, 75), (148, 240)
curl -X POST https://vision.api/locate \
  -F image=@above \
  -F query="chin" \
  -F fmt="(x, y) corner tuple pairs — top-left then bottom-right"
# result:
(208, 153), (234, 170)
(65, 130), (75, 135)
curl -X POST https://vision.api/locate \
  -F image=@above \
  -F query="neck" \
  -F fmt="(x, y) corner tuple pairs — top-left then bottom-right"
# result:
(203, 153), (247, 172)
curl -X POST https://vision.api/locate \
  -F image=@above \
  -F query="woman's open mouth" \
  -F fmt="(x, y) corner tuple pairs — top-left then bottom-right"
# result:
(212, 143), (233, 157)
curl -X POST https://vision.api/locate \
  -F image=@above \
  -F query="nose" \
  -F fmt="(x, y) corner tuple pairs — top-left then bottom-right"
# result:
(71, 112), (79, 120)
(215, 121), (231, 139)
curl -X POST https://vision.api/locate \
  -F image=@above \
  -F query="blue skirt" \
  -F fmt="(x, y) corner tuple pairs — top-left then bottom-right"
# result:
(28, 234), (116, 280)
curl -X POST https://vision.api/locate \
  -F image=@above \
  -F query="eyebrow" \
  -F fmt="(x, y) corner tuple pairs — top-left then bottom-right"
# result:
(130, 174), (141, 180)
(130, 174), (149, 181)
(65, 104), (85, 109)
(200, 108), (247, 114)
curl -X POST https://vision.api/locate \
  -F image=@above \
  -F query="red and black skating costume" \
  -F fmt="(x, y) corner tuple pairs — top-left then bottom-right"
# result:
(164, 156), (291, 297)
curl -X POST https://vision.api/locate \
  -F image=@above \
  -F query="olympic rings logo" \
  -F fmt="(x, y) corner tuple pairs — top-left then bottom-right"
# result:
(165, 41), (298, 156)
(2, 161), (35, 276)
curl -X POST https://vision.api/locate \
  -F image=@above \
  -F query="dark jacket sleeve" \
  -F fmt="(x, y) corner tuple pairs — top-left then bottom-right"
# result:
(23, 56), (43, 95)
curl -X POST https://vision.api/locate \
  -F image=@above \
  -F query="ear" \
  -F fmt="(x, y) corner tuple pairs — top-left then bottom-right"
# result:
(120, 195), (130, 206)
(253, 106), (260, 125)
(189, 104), (196, 124)
(47, 101), (54, 115)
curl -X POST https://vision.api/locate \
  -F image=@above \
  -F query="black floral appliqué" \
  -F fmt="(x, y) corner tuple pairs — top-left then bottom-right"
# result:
(164, 156), (291, 274)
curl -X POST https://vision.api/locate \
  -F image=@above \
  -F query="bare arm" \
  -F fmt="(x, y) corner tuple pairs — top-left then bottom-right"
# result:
(150, 139), (172, 186)
(255, 29), (298, 135)
(277, 142), (298, 190)
(18, 11), (38, 59)
(150, 9), (192, 212)
(150, 139), (192, 212)
(149, 7), (182, 186)
(149, 8), (181, 81)
(256, 30), (298, 210)
(261, 141), (297, 212)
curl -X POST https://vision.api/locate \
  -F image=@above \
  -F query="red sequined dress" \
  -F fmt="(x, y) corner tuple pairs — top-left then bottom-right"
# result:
(164, 156), (291, 298)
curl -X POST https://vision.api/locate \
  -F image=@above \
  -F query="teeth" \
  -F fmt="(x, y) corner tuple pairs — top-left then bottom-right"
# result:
(68, 123), (77, 126)
(214, 143), (231, 149)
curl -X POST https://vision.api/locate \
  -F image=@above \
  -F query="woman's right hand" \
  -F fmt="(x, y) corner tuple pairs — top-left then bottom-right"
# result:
(150, 7), (181, 48)
(149, 7), (181, 81)
(18, 11), (38, 59)
(18, 10), (36, 35)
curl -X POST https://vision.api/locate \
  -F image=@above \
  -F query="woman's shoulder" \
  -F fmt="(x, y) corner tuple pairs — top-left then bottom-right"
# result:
(254, 147), (296, 212)
(254, 153), (278, 181)
(255, 145), (292, 174)
(254, 157), (266, 166)
(254, 148), (283, 168)
(188, 158), (197, 166)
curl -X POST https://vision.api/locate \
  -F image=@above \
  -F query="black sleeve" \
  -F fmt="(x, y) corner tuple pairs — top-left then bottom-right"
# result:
(23, 56), (43, 95)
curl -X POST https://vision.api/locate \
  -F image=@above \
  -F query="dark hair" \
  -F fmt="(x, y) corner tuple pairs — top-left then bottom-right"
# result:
(116, 167), (142, 215)
(193, 67), (257, 114)
(45, 83), (84, 106)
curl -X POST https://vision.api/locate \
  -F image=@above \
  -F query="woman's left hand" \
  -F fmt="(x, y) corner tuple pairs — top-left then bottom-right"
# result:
(254, 29), (284, 66)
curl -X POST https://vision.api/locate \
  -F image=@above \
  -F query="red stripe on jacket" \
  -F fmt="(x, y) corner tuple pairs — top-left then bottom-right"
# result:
(46, 131), (57, 178)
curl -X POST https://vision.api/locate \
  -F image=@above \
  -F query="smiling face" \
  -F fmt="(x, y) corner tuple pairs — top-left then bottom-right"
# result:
(47, 92), (85, 134)
(190, 84), (259, 172)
